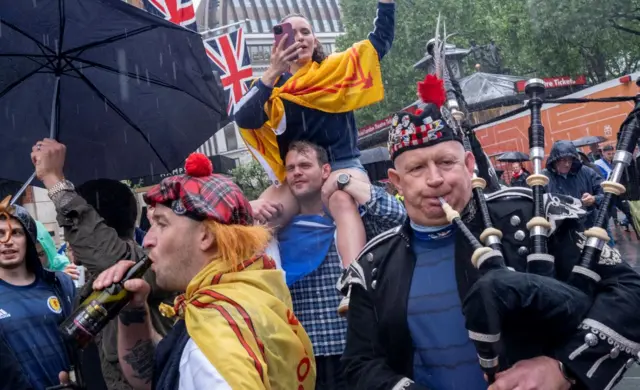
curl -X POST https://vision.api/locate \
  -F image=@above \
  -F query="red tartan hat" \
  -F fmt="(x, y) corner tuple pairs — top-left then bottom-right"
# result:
(388, 74), (462, 161)
(388, 105), (462, 161)
(143, 153), (253, 226)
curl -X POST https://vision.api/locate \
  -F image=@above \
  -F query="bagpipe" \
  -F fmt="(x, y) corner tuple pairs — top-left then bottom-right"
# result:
(426, 17), (640, 383)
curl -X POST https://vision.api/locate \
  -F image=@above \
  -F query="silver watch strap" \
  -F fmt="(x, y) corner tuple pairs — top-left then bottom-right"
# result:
(48, 180), (75, 199)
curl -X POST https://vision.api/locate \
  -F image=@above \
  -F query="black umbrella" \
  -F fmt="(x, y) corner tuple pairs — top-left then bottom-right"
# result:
(572, 135), (607, 147)
(497, 151), (530, 163)
(0, 0), (226, 199)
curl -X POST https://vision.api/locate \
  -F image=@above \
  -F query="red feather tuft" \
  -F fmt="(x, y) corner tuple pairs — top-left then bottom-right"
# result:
(417, 74), (446, 108)
(185, 153), (213, 177)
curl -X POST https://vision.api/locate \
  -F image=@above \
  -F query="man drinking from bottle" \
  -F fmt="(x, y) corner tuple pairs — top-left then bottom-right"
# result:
(62, 153), (315, 390)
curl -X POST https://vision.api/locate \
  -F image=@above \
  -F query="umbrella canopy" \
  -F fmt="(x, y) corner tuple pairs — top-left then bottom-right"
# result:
(360, 147), (392, 182)
(0, 0), (226, 185)
(359, 147), (390, 165)
(572, 135), (607, 148)
(497, 151), (530, 163)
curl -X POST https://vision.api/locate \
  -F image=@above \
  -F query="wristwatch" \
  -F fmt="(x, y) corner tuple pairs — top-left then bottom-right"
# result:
(337, 173), (351, 191)
(47, 179), (75, 199)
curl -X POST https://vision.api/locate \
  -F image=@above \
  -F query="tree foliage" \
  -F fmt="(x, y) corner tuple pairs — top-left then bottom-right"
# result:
(228, 160), (270, 200)
(337, 0), (640, 127)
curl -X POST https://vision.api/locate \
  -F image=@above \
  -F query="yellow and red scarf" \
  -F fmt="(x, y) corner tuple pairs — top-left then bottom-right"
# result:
(239, 39), (384, 185)
(161, 254), (315, 389)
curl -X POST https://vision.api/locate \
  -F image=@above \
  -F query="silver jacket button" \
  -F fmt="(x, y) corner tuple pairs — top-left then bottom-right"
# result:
(610, 347), (620, 359)
(510, 215), (521, 226)
(371, 280), (377, 290)
(366, 253), (374, 263)
(371, 268), (378, 277)
(517, 246), (529, 256)
(514, 230), (526, 241)
(585, 333), (599, 347)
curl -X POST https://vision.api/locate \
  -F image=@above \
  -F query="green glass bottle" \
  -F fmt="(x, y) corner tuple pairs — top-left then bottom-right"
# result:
(59, 257), (152, 348)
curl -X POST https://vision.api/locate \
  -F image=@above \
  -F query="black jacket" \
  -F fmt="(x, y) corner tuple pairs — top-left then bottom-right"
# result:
(510, 169), (529, 188)
(342, 188), (640, 390)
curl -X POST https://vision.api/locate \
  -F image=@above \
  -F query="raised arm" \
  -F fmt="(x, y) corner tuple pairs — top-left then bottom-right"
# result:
(236, 35), (303, 129)
(367, 1), (396, 60)
(51, 191), (139, 274)
(31, 139), (138, 275)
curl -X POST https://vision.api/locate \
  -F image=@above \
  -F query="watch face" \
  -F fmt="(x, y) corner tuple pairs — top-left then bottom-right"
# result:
(338, 174), (349, 185)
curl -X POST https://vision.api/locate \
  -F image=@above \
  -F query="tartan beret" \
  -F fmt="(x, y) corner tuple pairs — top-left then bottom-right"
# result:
(143, 153), (253, 226)
(388, 103), (462, 161)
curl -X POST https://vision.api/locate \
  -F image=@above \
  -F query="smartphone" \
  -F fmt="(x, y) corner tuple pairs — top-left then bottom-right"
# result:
(273, 22), (295, 51)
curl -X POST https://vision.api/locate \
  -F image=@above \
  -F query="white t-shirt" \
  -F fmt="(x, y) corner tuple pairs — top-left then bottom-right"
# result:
(178, 339), (231, 390)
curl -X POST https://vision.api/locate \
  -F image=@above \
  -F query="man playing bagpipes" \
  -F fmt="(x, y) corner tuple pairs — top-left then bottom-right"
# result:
(340, 75), (640, 389)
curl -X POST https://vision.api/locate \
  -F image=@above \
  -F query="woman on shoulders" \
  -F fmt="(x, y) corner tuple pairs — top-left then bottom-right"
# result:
(235, 0), (396, 313)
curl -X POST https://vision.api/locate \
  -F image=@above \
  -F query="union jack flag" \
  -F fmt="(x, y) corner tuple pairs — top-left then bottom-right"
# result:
(142, 0), (197, 31)
(203, 28), (254, 116)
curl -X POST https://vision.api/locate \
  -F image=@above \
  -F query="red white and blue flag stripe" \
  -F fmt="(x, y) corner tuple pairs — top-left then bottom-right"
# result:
(142, 0), (197, 31)
(203, 28), (254, 116)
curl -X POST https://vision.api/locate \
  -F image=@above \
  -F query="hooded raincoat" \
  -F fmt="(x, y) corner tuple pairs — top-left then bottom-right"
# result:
(36, 221), (70, 271)
(543, 140), (604, 228)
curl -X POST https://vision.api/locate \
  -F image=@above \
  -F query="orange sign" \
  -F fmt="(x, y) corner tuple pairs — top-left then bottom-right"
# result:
(476, 74), (639, 158)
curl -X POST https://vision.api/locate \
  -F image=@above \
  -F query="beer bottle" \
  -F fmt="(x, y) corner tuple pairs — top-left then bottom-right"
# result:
(59, 257), (152, 348)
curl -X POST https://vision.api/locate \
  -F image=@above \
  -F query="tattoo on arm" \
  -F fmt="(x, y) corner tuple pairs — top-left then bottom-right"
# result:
(123, 339), (154, 384)
(119, 307), (147, 326)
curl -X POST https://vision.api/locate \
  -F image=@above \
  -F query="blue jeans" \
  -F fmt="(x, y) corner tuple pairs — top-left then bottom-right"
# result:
(330, 157), (366, 173)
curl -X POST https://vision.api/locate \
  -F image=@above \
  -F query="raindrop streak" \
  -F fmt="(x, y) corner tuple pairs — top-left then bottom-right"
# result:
(156, 97), (160, 110)
(117, 49), (129, 102)
(145, 69), (150, 86)
(123, 130), (128, 145)
(104, 98), (108, 113)
(32, 0), (37, 7)
(301, 112), (307, 132)
(149, 162), (155, 179)
(168, 44), (172, 55)
(159, 53), (163, 67)
(172, 62), (177, 80)
(135, 64), (140, 84)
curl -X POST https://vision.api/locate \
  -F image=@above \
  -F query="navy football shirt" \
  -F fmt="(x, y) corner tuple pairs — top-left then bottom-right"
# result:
(0, 277), (70, 389)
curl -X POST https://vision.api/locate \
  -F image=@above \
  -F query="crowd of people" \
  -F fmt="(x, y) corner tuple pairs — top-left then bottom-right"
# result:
(1, 1), (640, 390)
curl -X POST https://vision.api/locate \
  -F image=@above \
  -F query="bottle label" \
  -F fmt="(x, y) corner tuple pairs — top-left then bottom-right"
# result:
(72, 299), (110, 337)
